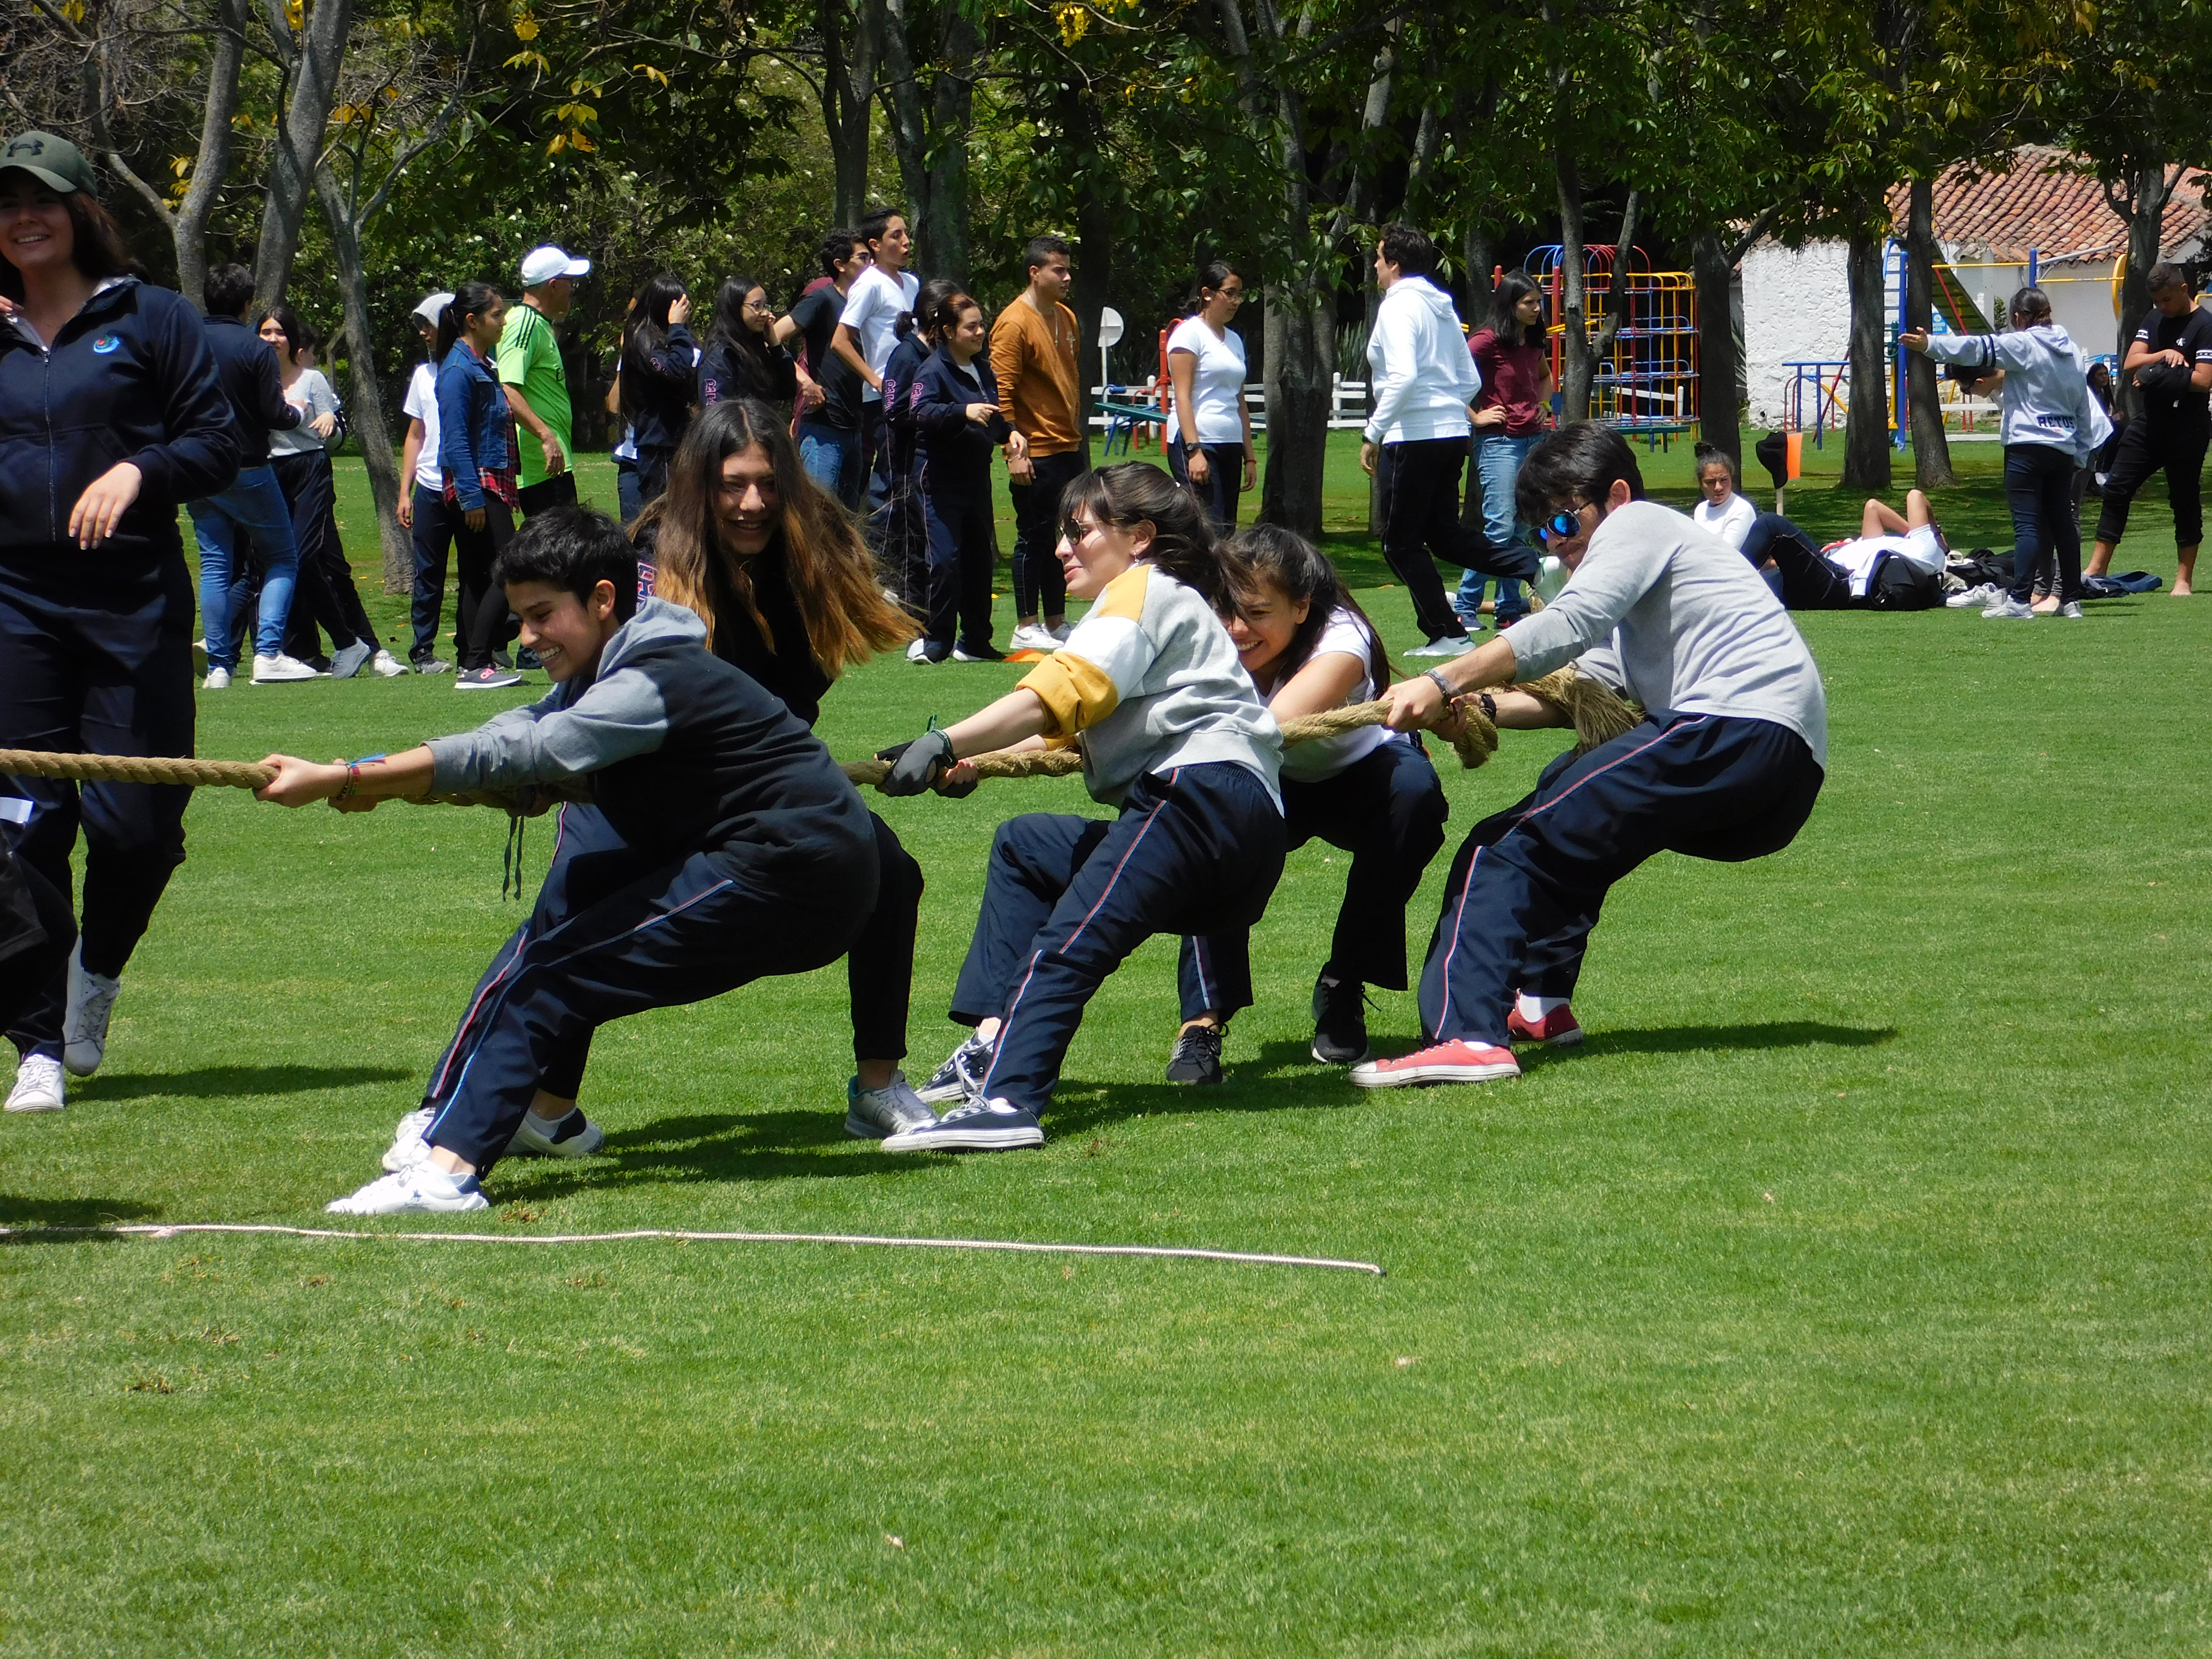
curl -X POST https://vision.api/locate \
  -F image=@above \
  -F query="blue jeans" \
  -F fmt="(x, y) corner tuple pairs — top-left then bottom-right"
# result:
(797, 422), (860, 508)
(1456, 432), (1539, 627)
(2003, 442), (2083, 604)
(188, 466), (300, 669)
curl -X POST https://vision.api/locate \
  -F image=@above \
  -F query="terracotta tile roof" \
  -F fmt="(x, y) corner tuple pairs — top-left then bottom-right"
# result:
(1886, 147), (2210, 265)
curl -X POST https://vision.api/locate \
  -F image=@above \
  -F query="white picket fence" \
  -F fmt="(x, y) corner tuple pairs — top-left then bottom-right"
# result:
(1088, 375), (1372, 433)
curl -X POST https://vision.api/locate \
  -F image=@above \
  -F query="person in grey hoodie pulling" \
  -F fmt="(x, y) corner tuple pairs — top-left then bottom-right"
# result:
(1360, 224), (1540, 656)
(1904, 287), (2111, 620)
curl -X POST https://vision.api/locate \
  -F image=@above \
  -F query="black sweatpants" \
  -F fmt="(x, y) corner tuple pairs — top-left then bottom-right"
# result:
(0, 838), (74, 1043)
(0, 552), (195, 1058)
(451, 498), (516, 671)
(271, 450), (375, 658)
(1009, 448), (1085, 618)
(1167, 439), (1244, 533)
(2093, 416), (2208, 550)
(950, 763), (1286, 1114)
(409, 483), (458, 662)
(1420, 714), (1823, 1046)
(1739, 512), (1854, 610)
(419, 832), (873, 1172)
(1177, 737), (1445, 1019)
(922, 469), (997, 653)
(1377, 437), (1538, 642)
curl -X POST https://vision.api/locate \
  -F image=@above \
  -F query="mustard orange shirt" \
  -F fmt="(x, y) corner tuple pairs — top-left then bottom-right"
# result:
(990, 296), (1082, 457)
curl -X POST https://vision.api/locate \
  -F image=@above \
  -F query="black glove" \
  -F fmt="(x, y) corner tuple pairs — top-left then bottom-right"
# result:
(877, 729), (955, 796)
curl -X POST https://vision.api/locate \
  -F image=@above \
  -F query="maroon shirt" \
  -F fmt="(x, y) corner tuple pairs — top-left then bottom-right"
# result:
(1469, 327), (1551, 438)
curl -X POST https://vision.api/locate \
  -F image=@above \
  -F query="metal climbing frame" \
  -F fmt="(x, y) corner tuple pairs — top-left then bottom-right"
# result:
(1523, 245), (1700, 446)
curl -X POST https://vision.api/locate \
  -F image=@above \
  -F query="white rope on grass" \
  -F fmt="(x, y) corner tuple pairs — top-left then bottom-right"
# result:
(0, 1221), (1386, 1276)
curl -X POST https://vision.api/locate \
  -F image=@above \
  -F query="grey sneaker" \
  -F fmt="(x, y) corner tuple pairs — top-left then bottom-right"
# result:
(413, 656), (454, 675)
(846, 1071), (938, 1138)
(1982, 597), (2036, 620)
(61, 944), (119, 1077)
(1404, 634), (1476, 658)
(329, 640), (374, 679)
(1946, 582), (2001, 610)
(2056, 601), (2084, 620)
(916, 1030), (994, 1104)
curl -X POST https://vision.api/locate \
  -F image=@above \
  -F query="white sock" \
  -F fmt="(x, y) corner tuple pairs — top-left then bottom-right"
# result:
(524, 1106), (573, 1130)
(1516, 993), (1570, 1021)
(421, 1165), (466, 1189)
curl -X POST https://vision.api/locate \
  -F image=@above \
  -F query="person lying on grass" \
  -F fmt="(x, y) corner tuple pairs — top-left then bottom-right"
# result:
(1738, 487), (1949, 612)
(1353, 422), (1827, 1089)
(254, 505), (882, 1215)
(879, 461), (1286, 1154)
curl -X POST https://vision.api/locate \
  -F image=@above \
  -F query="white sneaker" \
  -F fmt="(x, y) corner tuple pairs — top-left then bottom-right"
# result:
(252, 652), (321, 683)
(2057, 601), (2084, 620)
(62, 945), (119, 1077)
(202, 666), (232, 690)
(1946, 582), (2001, 610)
(325, 1167), (489, 1215)
(371, 649), (409, 678)
(5, 1054), (65, 1114)
(381, 1106), (435, 1172)
(328, 640), (373, 680)
(906, 637), (929, 662)
(1008, 623), (1059, 653)
(1982, 598), (2036, 621)
(1404, 635), (1476, 658)
(846, 1071), (938, 1138)
(505, 1108), (604, 1158)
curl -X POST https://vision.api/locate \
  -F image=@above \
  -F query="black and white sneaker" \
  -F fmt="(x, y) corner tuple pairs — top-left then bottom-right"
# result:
(1310, 973), (1371, 1065)
(882, 1097), (1045, 1153)
(951, 640), (1006, 663)
(916, 1030), (994, 1105)
(505, 1108), (605, 1158)
(1164, 1023), (1224, 1085)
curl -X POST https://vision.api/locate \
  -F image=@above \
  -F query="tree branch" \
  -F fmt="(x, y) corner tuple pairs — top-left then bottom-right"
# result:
(1724, 203), (1782, 265)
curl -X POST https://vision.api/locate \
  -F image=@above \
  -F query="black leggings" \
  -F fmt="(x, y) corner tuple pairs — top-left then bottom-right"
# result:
(2004, 443), (2082, 605)
(2093, 417), (2208, 551)
(451, 498), (515, 670)
(271, 450), (375, 656)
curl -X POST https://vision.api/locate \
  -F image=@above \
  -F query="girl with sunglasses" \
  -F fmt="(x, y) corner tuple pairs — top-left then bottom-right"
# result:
(876, 462), (1286, 1152)
(1355, 423), (1827, 1088)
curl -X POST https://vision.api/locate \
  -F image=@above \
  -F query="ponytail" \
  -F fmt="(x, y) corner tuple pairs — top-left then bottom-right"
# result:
(437, 280), (503, 360)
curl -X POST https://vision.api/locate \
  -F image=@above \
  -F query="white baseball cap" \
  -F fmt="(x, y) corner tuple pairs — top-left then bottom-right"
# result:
(411, 290), (455, 326)
(519, 245), (591, 287)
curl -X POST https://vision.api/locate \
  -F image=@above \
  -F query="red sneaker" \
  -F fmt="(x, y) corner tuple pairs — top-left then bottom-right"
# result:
(1348, 1040), (1521, 1089)
(1507, 1003), (1585, 1047)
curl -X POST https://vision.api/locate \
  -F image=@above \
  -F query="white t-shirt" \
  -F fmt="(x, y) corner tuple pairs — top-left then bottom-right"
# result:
(1167, 315), (1248, 445)
(839, 266), (920, 404)
(1819, 524), (1943, 598)
(1260, 606), (1396, 783)
(401, 363), (443, 491)
(1692, 490), (1757, 550)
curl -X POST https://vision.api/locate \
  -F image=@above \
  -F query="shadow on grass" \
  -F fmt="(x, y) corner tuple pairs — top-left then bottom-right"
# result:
(0, 1194), (161, 1233)
(1580, 1022), (1899, 1056)
(74, 1065), (415, 1103)
(1044, 1053), (1361, 1138)
(487, 1109), (935, 1200)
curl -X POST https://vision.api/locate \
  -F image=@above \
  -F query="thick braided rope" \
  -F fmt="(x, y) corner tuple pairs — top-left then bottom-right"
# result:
(0, 749), (276, 789)
(1512, 670), (1646, 752)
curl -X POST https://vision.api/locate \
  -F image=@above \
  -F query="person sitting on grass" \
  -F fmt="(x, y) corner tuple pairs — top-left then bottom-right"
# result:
(1352, 422), (1827, 1088)
(1691, 443), (1758, 550)
(883, 462), (1286, 1152)
(254, 505), (883, 1214)
(1739, 489), (1948, 611)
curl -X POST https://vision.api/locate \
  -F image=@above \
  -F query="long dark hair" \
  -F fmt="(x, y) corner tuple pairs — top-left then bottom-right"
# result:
(1063, 462), (1228, 610)
(0, 182), (138, 301)
(1186, 260), (1241, 316)
(619, 272), (687, 419)
(638, 397), (914, 672)
(704, 274), (774, 395)
(896, 276), (963, 346)
(1222, 524), (1390, 693)
(254, 301), (313, 363)
(2008, 286), (2054, 328)
(1490, 268), (1543, 349)
(435, 281), (504, 360)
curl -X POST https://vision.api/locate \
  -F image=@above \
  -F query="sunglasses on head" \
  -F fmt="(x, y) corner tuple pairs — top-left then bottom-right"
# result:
(1538, 506), (1587, 544)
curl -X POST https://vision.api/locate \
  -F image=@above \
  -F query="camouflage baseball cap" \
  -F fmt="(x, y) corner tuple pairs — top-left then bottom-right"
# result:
(0, 132), (99, 195)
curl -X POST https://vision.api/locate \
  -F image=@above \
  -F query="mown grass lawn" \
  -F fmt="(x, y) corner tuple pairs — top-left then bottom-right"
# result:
(2, 432), (2208, 1655)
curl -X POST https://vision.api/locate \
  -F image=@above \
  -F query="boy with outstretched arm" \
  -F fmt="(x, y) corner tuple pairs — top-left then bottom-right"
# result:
(255, 506), (882, 1214)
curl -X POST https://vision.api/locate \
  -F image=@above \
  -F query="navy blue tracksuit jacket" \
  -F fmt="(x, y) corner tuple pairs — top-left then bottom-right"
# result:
(199, 312), (300, 469)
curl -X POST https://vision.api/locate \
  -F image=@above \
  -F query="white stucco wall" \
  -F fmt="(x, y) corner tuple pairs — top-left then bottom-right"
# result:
(1742, 240), (1853, 428)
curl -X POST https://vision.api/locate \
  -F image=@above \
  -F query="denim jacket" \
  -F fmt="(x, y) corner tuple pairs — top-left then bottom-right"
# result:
(435, 341), (513, 511)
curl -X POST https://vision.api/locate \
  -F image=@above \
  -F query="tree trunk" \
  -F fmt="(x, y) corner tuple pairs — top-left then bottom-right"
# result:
(1555, 147), (1594, 423)
(820, 0), (885, 226)
(1903, 177), (1955, 487)
(1261, 291), (1332, 537)
(253, 0), (354, 308)
(1841, 226), (1893, 491)
(173, 0), (247, 309)
(313, 169), (410, 593)
(1692, 229), (1740, 467)
(1586, 187), (1642, 370)
(926, 8), (978, 284)
(879, 0), (932, 263)
(2109, 159), (2178, 422)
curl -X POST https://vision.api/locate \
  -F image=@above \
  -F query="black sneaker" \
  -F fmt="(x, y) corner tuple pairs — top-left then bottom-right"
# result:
(1310, 973), (1371, 1064)
(882, 1097), (1044, 1153)
(1164, 1023), (1224, 1085)
(916, 1030), (994, 1105)
(515, 646), (543, 670)
(951, 640), (1006, 662)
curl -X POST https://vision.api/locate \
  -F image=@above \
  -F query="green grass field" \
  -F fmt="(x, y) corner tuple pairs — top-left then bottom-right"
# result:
(5, 432), (2211, 1654)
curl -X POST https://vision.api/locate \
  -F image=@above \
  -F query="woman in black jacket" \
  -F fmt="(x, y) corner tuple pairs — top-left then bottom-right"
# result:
(619, 273), (697, 505)
(911, 290), (1027, 661)
(0, 131), (237, 1112)
(697, 275), (798, 421)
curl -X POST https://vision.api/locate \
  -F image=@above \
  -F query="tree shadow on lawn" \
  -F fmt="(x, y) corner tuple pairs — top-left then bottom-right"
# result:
(73, 1065), (415, 1104)
(486, 1109), (936, 1201)
(0, 1194), (162, 1233)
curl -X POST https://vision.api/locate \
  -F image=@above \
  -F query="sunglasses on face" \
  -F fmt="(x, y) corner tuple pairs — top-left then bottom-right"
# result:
(1059, 517), (1097, 547)
(1538, 507), (1587, 544)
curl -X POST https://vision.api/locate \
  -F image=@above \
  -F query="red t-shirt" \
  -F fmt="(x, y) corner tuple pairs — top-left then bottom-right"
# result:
(1469, 328), (1551, 438)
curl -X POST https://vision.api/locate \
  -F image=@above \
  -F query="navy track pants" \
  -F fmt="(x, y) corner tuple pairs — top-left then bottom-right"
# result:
(1177, 736), (1446, 1019)
(419, 827), (873, 1171)
(1420, 714), (1823, 1046)
(951, 762), (1286, 1114)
